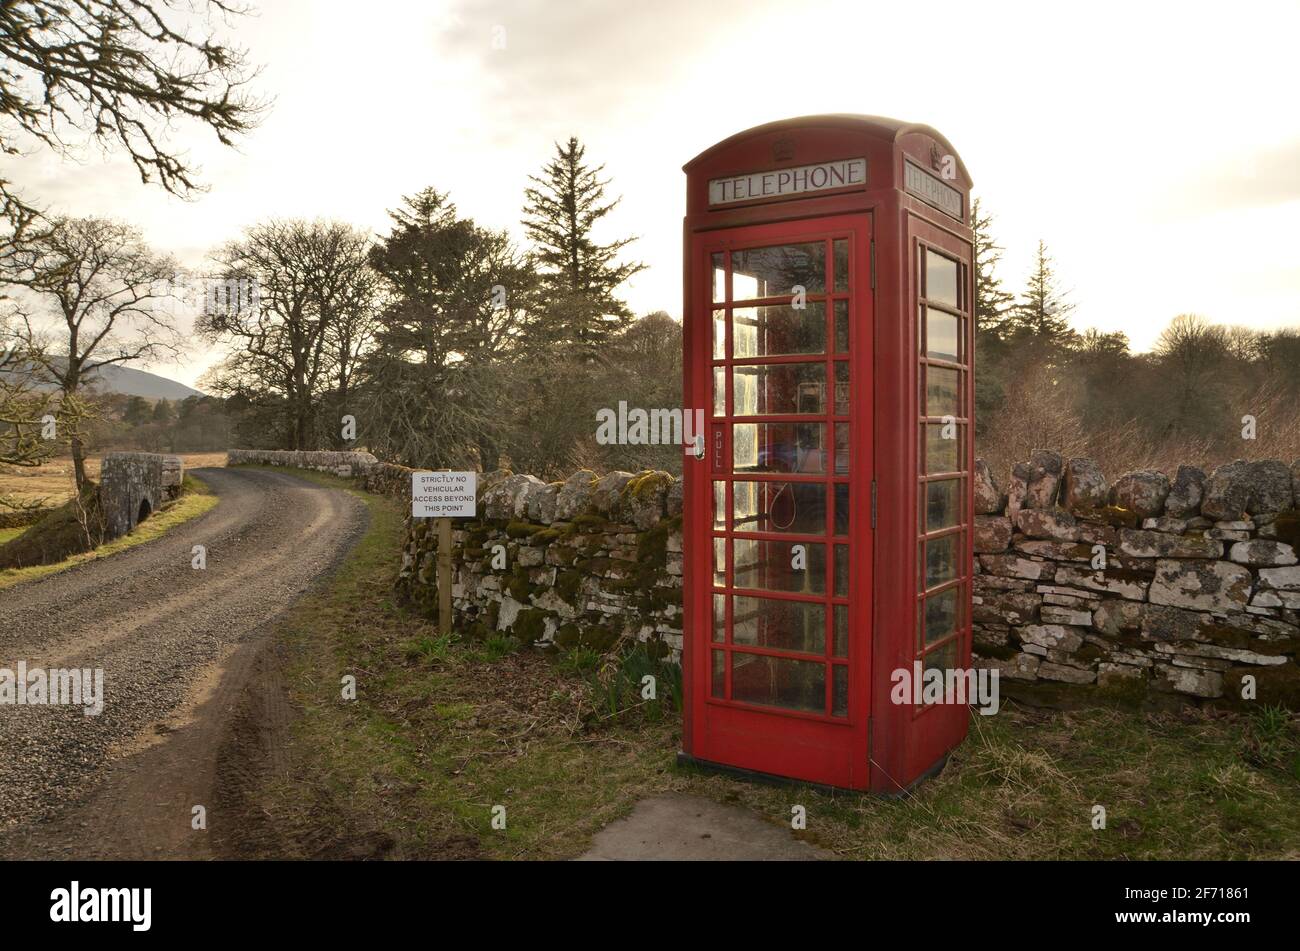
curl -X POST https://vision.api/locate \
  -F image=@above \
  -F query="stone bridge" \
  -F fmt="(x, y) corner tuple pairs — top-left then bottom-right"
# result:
(99, 452), (184, 539)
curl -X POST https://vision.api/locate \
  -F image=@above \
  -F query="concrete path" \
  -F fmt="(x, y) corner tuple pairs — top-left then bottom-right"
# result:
(579, 794), (831, 861)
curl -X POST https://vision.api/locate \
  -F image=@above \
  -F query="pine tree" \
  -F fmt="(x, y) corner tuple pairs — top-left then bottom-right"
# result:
(971, 199), (1014, 341)
(521, 137), (645, 351)
(1009, 240), (1078, 349)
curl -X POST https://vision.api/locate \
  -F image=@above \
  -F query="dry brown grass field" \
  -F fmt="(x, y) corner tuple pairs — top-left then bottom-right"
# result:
(0, 452), (227, 506)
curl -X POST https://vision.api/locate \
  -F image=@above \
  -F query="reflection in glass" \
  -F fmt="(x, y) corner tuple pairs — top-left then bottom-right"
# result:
(926, 307), (960, 362)
(713, 309), (725, 359)
(834, 483), (850, 535)
(925, 249), (959, 307)
(833, 239), (849, 292)
(925, 422), (961, 474)
(733, 538), (826, 594)
(732, 481), (826, 535)
(731, 596), (825, 654)
(734, 363), (826, 416)
(731, 242), (826, 299)
(922, 587), (958, 646)
(712, 650), (725, 698)
(713, 368), (726, 417)
(833, 605), (848, 657)
(731, 653), (825, 714)
(713, 537), (726, 587)
(713, 481), (726, 530)
(712, 252), (726, 303)
(925, 533), (959, 590)
(733, 303), (826, 358)
(832, 665), (848, 717)
(733, 423), (826, 474)
(925, 479), (960, 532)
(834, 423), (849, 474)
(834, 362), (850, 415)
(834, 299), (849, 353)
(712, 594), (726, 642)
(834, 544), (849, 597)
(924, 640), (957, 678)
(925, 365), (960, 417)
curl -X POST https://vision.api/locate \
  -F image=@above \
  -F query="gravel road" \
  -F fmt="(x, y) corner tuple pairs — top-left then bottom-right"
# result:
(0, 466), (367, 858)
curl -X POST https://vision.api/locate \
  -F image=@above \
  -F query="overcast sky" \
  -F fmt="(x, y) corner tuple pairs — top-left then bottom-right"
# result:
(8, 0), (1300, 388)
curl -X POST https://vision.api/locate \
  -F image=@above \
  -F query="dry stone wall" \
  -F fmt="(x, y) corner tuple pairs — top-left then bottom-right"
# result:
(973, 452), (1300, 706)
(226, 449), (1300, 706)
(397, 469), (684, 657)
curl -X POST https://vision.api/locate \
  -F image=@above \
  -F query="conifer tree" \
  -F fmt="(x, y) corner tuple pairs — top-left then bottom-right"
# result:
(1009, 240), (1078, 349)
(971, 199), (1014, 341)
(521, 137), (645, 351)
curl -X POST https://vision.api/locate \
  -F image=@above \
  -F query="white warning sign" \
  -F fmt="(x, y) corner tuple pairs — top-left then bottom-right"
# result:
(412, 471), (477, 518)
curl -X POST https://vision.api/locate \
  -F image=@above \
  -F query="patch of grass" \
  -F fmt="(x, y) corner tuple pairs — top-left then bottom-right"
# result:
(0, 527), (23, 545)
(0, 474), (217, 590)
(240, 473), (1300, 861)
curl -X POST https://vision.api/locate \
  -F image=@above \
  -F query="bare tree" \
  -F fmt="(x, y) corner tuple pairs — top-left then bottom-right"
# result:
(0, 307), (56, 468)
(0, 216), (182, 487)
(201, 219), (377, 450)
(0, 0), (264, 237)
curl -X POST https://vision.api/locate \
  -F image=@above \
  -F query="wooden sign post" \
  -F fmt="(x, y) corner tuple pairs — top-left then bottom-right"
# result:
(411, 470), (478, 637)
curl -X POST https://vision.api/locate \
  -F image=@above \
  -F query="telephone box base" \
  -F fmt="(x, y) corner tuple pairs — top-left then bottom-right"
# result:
(675, 750), (951, 798)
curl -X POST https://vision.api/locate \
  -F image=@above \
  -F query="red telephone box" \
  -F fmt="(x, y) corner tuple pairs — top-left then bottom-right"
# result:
(680, 115), (975, 793)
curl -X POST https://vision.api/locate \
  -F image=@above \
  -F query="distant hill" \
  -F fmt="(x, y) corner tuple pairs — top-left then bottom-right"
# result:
(81, 364), (206, 401)
(2, 360), (205, 401)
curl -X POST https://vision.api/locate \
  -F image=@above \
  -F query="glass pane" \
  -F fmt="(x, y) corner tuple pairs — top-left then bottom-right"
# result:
(925, 479), (960, 532)
(926, 249), (959, 307)
(925, 533), (959, 589)
(834, 299), (849, 353)
(834, 483), (850, 535)
(924, 640), (957, 678)
(733, 538), (826, 594)
(832, 665), (848, 716)
(731, 242), (826, 300)
(712, 368), (726, 417)
(833, 239), (849, 292)
(733, 422), (826, 474)
(712, 650), (725, 698)
(924, 422), (961, 474)
(731, 480), (826, 535)
(712, 308), (725, 359)
(733, 363), (826, 416)
(925, 306), (960, 362)
(834, 362), (850, 415)
(925, 365), (960, 417)
(712, 481), (726, 530)
(712, 594), (726, 643)
(921, 587), (958, 647)
(732, 303), (826, 358)
(833, 605), (848, 657)
(713, 537), (726, 587)
(731, 653), (826, 714)
(834, 544), (849, 597)
(731, 596), (825, 654)
(834, 423), (849, 474)
(712, 252), (726, 304)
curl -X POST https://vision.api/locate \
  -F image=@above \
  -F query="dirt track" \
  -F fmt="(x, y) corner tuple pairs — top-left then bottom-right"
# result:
(0, 467), (367, 859)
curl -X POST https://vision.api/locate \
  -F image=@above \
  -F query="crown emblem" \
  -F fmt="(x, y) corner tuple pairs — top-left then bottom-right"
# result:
(772, 136), (796, 162)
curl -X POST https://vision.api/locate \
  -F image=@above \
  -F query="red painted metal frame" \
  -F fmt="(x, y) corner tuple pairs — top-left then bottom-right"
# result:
(682, 116), (974, 793)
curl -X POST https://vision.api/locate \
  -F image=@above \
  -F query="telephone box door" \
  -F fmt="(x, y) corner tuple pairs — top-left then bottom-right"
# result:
(685, 213), (873, 789)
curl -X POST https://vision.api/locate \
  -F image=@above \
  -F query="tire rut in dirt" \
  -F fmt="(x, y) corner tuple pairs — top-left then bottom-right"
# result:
(0, 468), (367, 851)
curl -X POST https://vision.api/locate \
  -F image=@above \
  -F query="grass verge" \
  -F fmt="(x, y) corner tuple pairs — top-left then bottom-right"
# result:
(241, 474), (1300, 860)
(0, 474), (218, 591)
